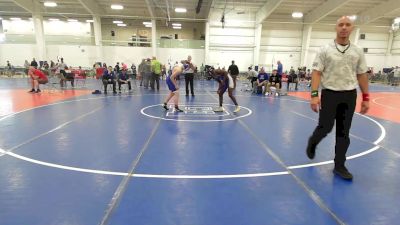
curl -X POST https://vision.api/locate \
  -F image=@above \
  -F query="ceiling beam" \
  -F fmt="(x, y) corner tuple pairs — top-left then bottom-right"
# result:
(304, 0), (351, 24)
(12, 0), (35, 13)
(357, 0), (400, 25)
(205, 0), (214, 20)
(77, 0), (105, 16)
(255, 0), (284, 24)
(144, 0), (155, 18)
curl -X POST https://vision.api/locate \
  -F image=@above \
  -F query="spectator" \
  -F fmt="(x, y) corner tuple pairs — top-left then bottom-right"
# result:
(143, 58), (152, 88)
(306, 69), (311, 81)
(28, 66), (48, 93)
(131, 63), (137, 80)
(24, 60), (30, 76)
(43, 61), (49, 70)
(151, 56), (162, 90)
(247, 67), (258, 87)
(6, 60), (12, 69)
(58, 58), (69, 87)
(102, 66), (117, 94)
(49, 60), (56, 76)
(63, 66), (75, 88)
(228, 60), (239, 89)
(161, 64), (167, 80)
(266, 69), (281, 96)
(277, 61), (283, 89)
(277, 60), (283, 76)
(5, 60), (12, 77)
(306, 69), (312, 87)
(75, 66), (86, 78)
(31, 58), (38, 69)
(254, 67), (269, 94)
(118, 69), (132, 93)
(114, 62), (120, 73)
(138, 59), (146, 86)
(287, 69), (298, 91)
(121, 62), (127, 70)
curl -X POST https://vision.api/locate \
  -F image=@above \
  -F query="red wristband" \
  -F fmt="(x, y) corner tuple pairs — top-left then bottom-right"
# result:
(362, 93), (370, 102)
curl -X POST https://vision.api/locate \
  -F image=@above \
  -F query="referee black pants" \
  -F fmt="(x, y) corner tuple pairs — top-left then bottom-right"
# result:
(309, 89), (357, 167)
(185, 73), (194, 95)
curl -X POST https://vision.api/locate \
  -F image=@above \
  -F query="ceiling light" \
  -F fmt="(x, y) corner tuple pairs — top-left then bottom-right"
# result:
(68, 19), (78, 22)
(44, 2), (57, 7)
(113, 20), (123, 24)
(292, 12), (303, 18)
(10, 17), (21, 21)
(173, 26), (181, 29)
(175, 8), (187, 13)
(394, 17), (400, 24)
(143, 21), (152, 25)
(111, 4), (123, 10)
(86, 19), (94, 23)
(172, 23), (181, 27)
(117, 23), (126, 27)
(348, 15), (357, 21)
(49, 18), (60, 21)
(145, 24), (152, 28)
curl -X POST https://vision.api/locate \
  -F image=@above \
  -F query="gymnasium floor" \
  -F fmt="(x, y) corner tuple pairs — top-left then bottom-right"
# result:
(0, 78), (399, 225)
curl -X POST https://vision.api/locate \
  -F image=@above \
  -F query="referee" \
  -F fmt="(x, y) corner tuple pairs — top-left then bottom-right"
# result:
(306, 16), (370, 180)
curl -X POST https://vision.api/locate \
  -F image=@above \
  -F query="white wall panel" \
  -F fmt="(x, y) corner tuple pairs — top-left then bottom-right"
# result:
(2, 20), (34, 34)
(210, 36), (255, 46)
(208, 50), (253, 71)
(259, 52), (301, 72)
(0, 44), (204, 67)
(392, 33), (400, 52)
(156, 48), (205, 66)
(44, 21), (91, 36)
(259, 28), (302, 69)
(261, 37), (301, 46)
(209, 27), (255, 36)
(358, 40), (388, 49)
(262, 30), (302, 38)
(260, 46), (301, 52)
(0, 44), (36, 65)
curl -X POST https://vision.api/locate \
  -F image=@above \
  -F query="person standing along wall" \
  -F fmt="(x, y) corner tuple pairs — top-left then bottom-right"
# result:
(228, 60), (239, 89)
(138, 59), (146, 86)
(151, 56), (162, 90)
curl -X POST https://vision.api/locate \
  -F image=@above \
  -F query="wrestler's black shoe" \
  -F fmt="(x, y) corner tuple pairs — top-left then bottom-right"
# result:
(35, 89), (41, 93)
(175, 107), (184, 112)
(333, 166), (353, 180)
(306, 138), (316, 159)
(163, 103), (169, 110)
(29, 89), (35, 93)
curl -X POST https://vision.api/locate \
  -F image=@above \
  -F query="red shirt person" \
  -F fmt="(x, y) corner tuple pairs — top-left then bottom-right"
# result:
(28, 66), (48, 93)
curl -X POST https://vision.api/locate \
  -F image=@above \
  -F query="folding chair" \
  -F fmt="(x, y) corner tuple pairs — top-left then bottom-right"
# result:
(72, 69), (87, 88)
(240, 80), (253, 92)
(43, 76), (63, 94)
(118, 80), (133, 94)
(74, 75), (86, 88)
